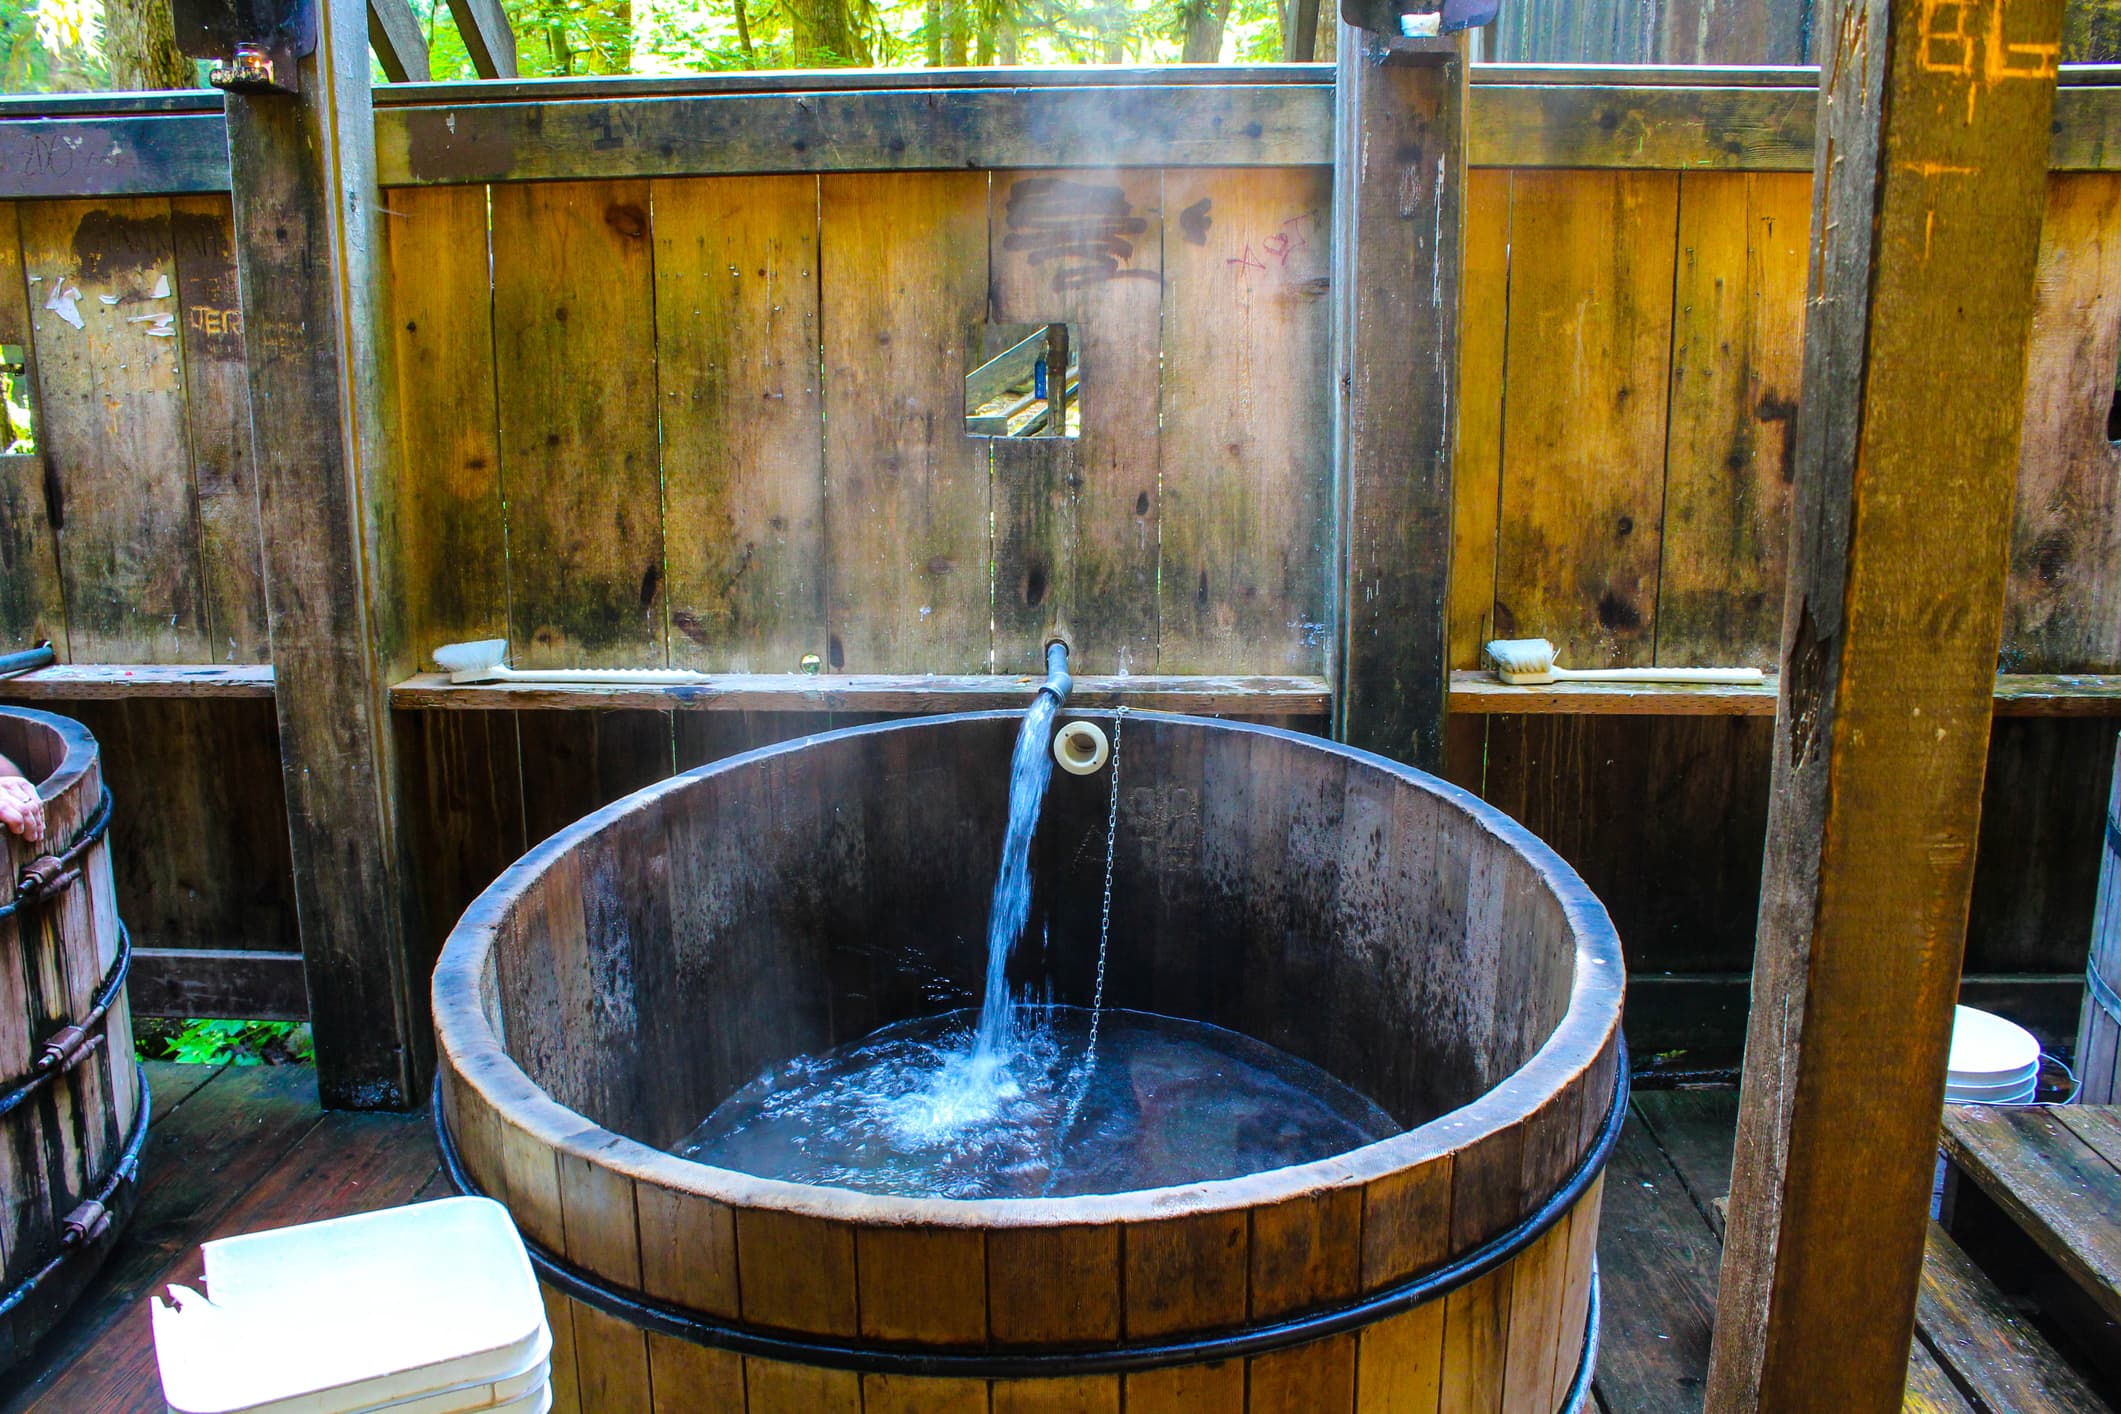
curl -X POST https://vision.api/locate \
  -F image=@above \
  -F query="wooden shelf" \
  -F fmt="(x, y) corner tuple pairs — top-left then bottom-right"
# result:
(390, 672), (1332, 716)
(1450, 671), (2121, 717)
(0, 664), (275, 700)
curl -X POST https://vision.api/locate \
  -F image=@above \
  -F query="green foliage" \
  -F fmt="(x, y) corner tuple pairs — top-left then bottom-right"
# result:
(139, 1017), (315, 1066)
(15, 0), (1302, 93)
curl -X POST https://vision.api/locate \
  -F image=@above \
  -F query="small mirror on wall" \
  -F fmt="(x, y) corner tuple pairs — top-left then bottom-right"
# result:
(967, 323), (1080, 439)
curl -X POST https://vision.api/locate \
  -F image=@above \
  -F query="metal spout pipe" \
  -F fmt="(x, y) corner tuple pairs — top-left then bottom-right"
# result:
(1038, 638), (1072, 706)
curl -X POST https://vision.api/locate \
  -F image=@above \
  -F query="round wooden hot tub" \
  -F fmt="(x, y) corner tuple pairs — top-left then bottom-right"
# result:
(434, 712), (1625, 1412)
(0, 707), (144, 1372)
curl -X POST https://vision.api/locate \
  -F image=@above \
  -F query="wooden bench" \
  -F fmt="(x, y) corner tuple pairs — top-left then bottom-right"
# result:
(1935, 1103), (2121, 1411)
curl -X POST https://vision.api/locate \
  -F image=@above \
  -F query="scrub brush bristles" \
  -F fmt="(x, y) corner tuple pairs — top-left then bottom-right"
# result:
(1484, 638), (1560, 685)
(433, 639), (510, 683)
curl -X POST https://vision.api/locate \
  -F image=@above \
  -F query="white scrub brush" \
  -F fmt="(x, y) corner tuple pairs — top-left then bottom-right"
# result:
(1483, 638), (1765, 687)
(432, 639), (717, 686)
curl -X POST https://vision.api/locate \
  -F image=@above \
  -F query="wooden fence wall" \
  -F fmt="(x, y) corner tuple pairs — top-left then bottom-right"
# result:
(3, 69), (2119, 1052)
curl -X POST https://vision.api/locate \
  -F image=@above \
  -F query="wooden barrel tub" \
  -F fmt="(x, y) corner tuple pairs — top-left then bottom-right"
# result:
(0, 707), (143, 1371)
(434, 712), (1625, 1413)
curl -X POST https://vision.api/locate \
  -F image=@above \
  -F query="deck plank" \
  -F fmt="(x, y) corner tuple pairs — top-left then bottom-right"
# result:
(25, 1106), (441, 1413)
(0, 1063), (326, 1412)
(1943, 1104), (2121, 1326)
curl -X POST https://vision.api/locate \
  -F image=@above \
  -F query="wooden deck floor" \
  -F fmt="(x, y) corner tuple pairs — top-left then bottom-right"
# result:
(0, 1064), (2014, 1413)
(0, 1062), (444, 1414)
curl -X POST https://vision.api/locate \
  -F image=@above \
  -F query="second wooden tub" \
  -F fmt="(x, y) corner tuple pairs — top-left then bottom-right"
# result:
(434, 712), (1625, 1412)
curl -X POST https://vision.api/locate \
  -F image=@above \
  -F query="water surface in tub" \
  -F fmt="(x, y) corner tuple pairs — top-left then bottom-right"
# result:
(676, 1005), (1399, 1199)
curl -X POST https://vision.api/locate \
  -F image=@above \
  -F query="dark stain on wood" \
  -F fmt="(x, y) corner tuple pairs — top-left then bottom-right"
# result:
(1180, 197), (1213, 244)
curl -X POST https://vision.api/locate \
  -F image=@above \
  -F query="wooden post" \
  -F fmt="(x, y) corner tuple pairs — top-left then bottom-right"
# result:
(1706, 0), (2062, 1405)
(1329, 25), (1465, 772)
(222, 0), (423, 1108)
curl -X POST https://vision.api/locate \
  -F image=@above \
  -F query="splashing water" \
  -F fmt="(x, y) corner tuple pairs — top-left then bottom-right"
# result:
(674, 699), (1407, 1197)
(678, 1008), (1399, 1199)
(972, 689), (1059, 1061)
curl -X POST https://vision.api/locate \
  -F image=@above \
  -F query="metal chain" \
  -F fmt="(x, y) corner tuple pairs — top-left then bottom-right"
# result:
(1082, 706), (1125, 1071)
(1041, 708), (1124, 1195)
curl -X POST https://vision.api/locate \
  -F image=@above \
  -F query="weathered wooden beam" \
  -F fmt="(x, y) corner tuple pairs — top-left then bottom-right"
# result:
(1705, 0), (2063, 1405)
(131, 948), (310, 1020)
(390, 672), (1334, 716)
(1330, 30), (1463, 770)
(1470, 83), (1817, 167)
(368, 0), (431, 83)
(0, 664), (275, 699)
(0, 115), (230, 196)
(222, 0), (421, 1109)
(444, 0), (517, 78)
(14, 69), (2121, 196)
(373, 84), (1333, 184)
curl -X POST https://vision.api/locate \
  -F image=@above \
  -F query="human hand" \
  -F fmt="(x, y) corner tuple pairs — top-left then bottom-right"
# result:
(0, 775), (43, 844)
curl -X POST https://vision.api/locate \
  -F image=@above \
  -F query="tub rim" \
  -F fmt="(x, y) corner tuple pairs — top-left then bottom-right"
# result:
(434, 709), (1626, 1230)
(0, 706), (99, 803)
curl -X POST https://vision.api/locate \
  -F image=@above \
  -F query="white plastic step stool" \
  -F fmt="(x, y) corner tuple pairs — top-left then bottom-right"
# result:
(153, 1196), (551, 1414)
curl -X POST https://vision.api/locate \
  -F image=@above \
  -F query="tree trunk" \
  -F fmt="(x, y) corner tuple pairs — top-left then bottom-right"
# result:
(734, 0), (758, 64)
(103, 0), (191, 89)
(924, 0), (943, 63)
(1181, 0), (1234, 60)
(941, 0), (969, 64)
(789, 0), (870, 64)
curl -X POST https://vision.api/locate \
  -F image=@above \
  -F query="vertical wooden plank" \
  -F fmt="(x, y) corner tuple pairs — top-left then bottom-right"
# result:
(987, 1224), (1121, 1347)
(856, 1225), (986, 1345)
(1249, 1187), (1361, 1319)
(862, 1373), (990, 1414)
(1450, 169), (1511, 673)
(1122, 1209), (1248, 1338)
(20, 197), (207, 662)
(989, 435), (1076, 671)
(1121, 1363), (1242, 1412)
(0, 202), (65, 655)
(636, 1181), (740, 1318)
(992, 1378), (1122, 1414)
(1438, 1267), (1513, 1414)
(988, 170), (1164, 672)
(646, 1332), (744, 1411)
(1332, 34), (1466, 769)
(1248, 1333), (1357, 1413)
(818, 172), (990, 674)
(1546, 1181), (1603, 1409)
(1159, 165), (1333, 675)
(571, 1299), (652, 1414)
(743, 1357), (859, 1413)
(1657, 171), (1809, 668)
(1707, 0), (2064, 1403)
(2004, 172), (2121, 672)
(543, 1285), (582, 1414)
(1497, 1218), (1572, 1413)
(1491, 170), (1677, 668)
(654, 174), (825, 674)
(388, 184), (506, 660)
(735, 1207), (858, 1337)
(170, 194), (268, 663)
(491, 180), (664, 669)
(1355, 1302), (1446, 1414)
(516, 709), (673, 847)
(221, 0), (420, 1108)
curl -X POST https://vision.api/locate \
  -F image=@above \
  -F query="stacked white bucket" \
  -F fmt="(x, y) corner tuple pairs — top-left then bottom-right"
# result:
(1946, 1005), (2042, 1105)
(1932, 1004), (2044, 1215)
(153, 1198), (552, 1414)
